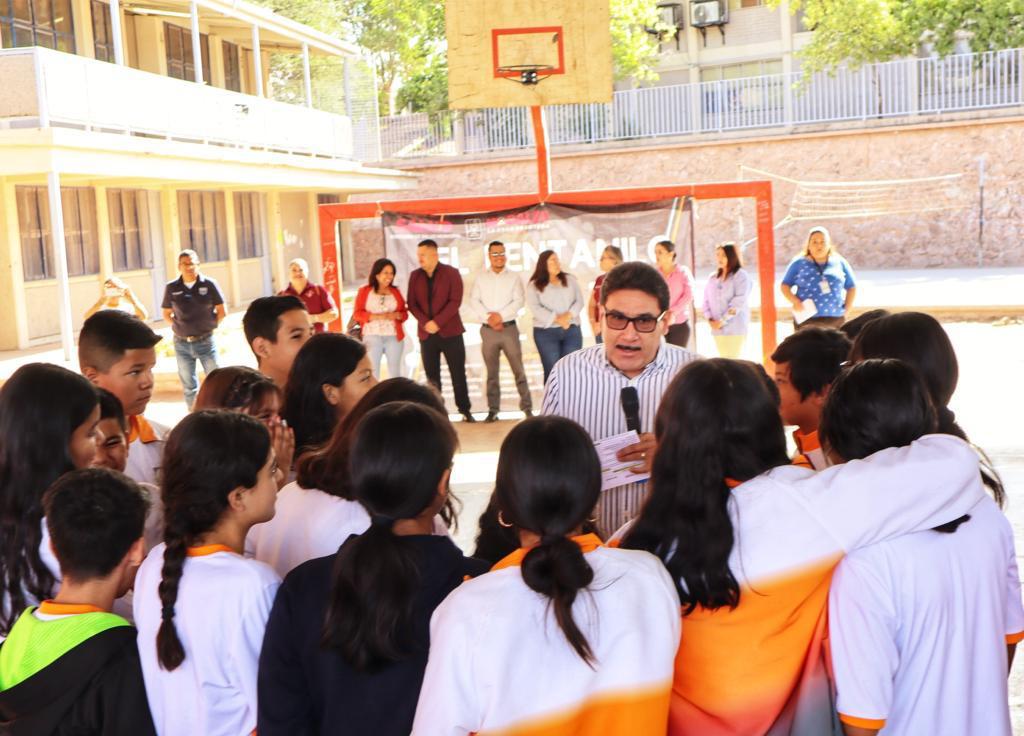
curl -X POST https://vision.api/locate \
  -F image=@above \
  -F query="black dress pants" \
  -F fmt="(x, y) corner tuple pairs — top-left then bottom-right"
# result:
(420, 334), (472, 414)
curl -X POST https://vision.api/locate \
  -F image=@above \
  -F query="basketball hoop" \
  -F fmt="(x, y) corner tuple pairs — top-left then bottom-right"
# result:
(495, 64), (556, 86)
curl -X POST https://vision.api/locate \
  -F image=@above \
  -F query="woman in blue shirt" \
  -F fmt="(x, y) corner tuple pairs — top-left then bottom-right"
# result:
(780, 227), (857, 329)
(702, 242), (752, 358)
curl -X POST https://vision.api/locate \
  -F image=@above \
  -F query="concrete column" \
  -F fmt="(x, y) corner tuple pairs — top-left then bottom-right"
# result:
(190, 0), (204, 84)
(0, 182), (30, 350)
(94, 184), (114, 277)
(302, 42), (313, 108)
(251, 25), (264, 97)
(266, 191), (286, 291)
(46, 172), (75, 361)
(208, 35), (226, 89)
(109, 0), (125, 65)
(223, 191), (241, 306)
(159, 188), (182, 280)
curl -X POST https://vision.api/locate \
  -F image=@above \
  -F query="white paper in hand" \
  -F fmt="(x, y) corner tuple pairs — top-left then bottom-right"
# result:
(595, 430), (650, 492)
(793, 298), (819, 325)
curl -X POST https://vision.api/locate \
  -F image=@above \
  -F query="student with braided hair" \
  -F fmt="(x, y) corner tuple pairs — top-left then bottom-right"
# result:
(412, 416), (680, 735)
(133, 411), (280, 736)
(258, 401), (486, 735)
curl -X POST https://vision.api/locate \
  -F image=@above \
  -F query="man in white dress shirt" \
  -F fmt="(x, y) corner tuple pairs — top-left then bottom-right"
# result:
(467, 241), (533, 422)
(541, 261), (699, 534)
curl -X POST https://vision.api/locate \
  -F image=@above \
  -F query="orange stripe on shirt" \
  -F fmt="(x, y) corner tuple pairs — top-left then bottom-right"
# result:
(38, 600), (105, 615)
(670, 555), (842, 736)
(1006, 630), (1024, 644)
(839, 713), (887, 729)
(128, 415), (159, 444)
(491, 534), (604, 571)
(187, 544), (236, 557)
(481, 683), (672, 736)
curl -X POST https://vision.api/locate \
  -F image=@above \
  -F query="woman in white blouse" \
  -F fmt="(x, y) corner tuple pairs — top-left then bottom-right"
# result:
(526, 251), (584, 382)
(353, 259), (408, 378)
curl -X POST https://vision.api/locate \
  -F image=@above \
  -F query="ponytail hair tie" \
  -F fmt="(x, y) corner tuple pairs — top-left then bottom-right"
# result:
(371, 514), (395, 528)
(161, 605), (176, 620)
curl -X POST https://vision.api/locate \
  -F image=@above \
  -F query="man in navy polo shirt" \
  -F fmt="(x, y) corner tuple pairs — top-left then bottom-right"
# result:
(161, 249), (226, 408)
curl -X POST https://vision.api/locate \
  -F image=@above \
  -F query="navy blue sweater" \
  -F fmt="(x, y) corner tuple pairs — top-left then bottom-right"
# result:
(257, 535), (488, 736)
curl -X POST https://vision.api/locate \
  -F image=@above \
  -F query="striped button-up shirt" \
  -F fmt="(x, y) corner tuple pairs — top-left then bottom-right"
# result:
(541, 343), (701, 535)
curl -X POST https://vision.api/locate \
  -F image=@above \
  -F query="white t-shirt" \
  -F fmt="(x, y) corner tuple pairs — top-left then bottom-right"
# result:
(133, 543), (281, 736)
(412, 540), (681, 735)
(246, 481), (450, 579)
(125, 417), (169, 488)
(829, 495), (1024, 735)
(245, 482), (371, 579)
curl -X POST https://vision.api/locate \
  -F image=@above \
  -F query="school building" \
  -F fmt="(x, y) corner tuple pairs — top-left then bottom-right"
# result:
(0, 0), (414, 352)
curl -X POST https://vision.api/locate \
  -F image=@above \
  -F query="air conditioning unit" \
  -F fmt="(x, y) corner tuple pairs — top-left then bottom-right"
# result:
(690, 0), (727, 27)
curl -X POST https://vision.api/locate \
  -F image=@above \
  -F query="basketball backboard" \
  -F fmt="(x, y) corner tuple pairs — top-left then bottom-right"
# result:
(446, 0), (613, 109)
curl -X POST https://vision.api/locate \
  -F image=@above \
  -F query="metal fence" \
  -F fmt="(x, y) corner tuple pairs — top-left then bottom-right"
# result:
(377, 48), (1024, 161)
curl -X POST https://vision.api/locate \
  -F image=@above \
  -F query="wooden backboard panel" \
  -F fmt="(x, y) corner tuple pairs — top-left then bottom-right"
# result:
(447, 0), (612, 109)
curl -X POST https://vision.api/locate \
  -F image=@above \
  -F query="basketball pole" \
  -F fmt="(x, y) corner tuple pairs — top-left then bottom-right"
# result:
(530, 106), (552, 201)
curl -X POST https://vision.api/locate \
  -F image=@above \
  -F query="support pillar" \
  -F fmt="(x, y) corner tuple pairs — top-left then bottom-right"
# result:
(190, 0), (203, 84)
(302, 42), (313, 108)
(251, 25), (264, 97)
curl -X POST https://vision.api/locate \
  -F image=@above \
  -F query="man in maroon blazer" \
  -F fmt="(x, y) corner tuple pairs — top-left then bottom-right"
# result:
(406, 239), (475, 421)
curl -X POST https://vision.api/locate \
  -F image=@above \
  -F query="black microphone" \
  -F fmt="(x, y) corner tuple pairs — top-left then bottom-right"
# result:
(620, 386), (641, 434)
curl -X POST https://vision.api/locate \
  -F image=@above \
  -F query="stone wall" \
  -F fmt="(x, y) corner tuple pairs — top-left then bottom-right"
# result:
(347, 116), (1024, 281)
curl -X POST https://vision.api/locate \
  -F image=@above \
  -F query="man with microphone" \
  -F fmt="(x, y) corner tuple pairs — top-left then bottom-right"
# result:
(541, 261), (700, 535)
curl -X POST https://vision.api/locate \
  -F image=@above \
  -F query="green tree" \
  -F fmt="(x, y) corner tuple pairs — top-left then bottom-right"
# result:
(611, 0), (670, 84)
(779, 0), (1024, 74)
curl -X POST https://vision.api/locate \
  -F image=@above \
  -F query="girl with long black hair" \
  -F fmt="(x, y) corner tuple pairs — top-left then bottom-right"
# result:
(280, 332), (376, 456)
(823, 360), (1022, 736)
(257, 401), (486, 736)
(413, 416), (680, 735)
(0, 363), (99, 635)
(248, 377), (454, 578)
(620, 358), (989, 736)
(133, 411), (280, 736)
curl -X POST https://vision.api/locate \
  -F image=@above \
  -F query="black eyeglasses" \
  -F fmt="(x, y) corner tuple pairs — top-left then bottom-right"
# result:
(604, 310), (667, 333)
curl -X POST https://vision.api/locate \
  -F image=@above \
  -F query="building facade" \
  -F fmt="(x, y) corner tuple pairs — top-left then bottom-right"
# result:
(0, 0), (414, 351)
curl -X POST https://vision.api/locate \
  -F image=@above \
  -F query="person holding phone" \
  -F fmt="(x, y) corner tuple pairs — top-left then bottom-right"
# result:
(85, 276), (149, 321)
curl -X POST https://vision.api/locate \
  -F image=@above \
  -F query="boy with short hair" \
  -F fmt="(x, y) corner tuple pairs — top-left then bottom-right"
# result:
(242, 295), (313, 389)
(78, 310), (166, 486)
(0, 468), (156, 735)
(770, 326), (852, 469)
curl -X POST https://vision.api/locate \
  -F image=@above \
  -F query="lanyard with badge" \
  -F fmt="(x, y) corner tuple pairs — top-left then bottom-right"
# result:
(812, 251), (831, 294)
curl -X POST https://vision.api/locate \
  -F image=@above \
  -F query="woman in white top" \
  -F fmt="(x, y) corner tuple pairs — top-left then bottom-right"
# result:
(353, 258), (409, 379)
(413, 416), (681, 735)
(824, 359), (1023, 736)
(0, 364), (100, 636)
(247, 378), (452, 579)
(134, 411), (281, 736)
(526, 250), (584, 382)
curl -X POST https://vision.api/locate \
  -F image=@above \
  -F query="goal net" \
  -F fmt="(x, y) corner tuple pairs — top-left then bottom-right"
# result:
(739, 165), (973, 225)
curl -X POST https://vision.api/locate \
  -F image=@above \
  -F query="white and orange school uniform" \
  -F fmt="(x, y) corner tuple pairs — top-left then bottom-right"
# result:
(133, 543), (280, 736)
(412, 534), (681, 736)
(125, 416), (168, 487)
(246, 480), (449, 579)
(650, 434), (985, 736)
(829, 494), (1024, 735)
(791, 428), (826, 470)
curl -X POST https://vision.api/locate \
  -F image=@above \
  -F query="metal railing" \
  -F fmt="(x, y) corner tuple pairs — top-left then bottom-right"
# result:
(378, 48), (1024, 160)
(0, 46), (354, 160)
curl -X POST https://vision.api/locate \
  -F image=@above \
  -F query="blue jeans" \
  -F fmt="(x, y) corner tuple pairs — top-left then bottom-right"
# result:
(533, 324), (582, 383)
(174, 334), (219, 409)
(365, 334), (404, 378)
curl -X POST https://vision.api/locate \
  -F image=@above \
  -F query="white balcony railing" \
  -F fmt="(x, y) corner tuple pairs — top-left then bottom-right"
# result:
(0, 46), (354, 159)
(379, 48), (1024, 160)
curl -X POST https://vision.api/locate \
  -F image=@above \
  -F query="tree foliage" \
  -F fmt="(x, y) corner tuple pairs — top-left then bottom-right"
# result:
(778, 0), (1024, 75)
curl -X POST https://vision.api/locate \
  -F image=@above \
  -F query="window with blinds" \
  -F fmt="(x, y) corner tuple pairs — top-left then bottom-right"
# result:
(15, 186), (99, 281)
(177, 190), (228, 262)
(90, 0), (113, 61)
(223, 40), (241, 92)
(164, 22), (210, 83)
(0, 0), (75, 52)
(108, 189), (154, 271)
(233, 192), (265, 259)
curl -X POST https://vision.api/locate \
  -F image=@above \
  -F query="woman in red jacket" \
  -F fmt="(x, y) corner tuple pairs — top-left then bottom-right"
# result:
(354, 258), (408, 378)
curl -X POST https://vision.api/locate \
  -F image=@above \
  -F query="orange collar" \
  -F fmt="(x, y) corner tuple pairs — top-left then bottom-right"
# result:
(792, 429), (821, 453)
(38, 600), (105, 615)
(491, 533), (604, 571)
(127, 415), (159, 444)
(724, 477), (742, 489)
(186, 544), (236, 557)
